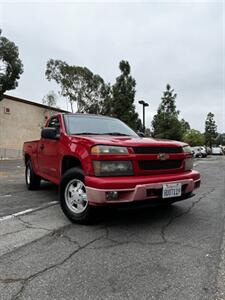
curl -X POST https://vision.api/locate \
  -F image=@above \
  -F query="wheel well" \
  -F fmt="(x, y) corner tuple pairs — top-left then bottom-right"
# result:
(24, 154), (30, 165)
(61, 156), (82, 175)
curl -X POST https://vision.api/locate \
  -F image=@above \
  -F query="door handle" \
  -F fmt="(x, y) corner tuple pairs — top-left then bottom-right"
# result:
(40, 144), (45, 151)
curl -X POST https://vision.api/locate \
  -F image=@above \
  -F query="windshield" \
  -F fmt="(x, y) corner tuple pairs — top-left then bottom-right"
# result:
(64, 115), (138, 137)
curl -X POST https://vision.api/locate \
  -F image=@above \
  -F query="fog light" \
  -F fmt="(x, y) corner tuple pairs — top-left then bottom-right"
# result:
(106, 191), (118, 200)
(194, 180), (201, 189)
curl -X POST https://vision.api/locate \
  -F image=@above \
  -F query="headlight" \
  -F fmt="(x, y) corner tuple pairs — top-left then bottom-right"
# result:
(91, 145), (128, 155)
(183, 145), (193, 154)
(185, 158), (194, 171)
(93, 161), (133, 176)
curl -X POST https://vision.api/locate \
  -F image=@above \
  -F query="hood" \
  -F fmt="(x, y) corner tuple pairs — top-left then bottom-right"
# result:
(70, 135), (187, 148)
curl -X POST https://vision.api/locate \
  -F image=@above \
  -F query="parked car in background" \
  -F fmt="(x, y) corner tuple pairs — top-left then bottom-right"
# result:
(206, 147), (212, 155)
(219, 146), (225, 154)
(191, 147), (201, 158)
(212, 147), (224, 155)
(191, 147), (207, 158)
(199, 146), (207, 157)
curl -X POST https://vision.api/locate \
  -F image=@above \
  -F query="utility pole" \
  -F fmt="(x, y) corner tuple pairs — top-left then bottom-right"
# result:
(138, 100), (149, 132)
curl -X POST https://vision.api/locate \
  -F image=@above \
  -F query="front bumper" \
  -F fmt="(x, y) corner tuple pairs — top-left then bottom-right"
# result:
(85, 170), (201, 205)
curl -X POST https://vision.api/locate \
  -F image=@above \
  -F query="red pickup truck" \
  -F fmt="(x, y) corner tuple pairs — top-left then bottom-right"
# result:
(23, 113), (200, 223)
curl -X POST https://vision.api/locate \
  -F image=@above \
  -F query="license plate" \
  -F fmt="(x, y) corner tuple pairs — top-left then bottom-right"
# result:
(162, 183), (182, 199)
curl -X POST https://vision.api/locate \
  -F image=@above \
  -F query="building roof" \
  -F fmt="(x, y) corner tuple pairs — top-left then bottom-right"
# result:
(3, 94), (69, 113)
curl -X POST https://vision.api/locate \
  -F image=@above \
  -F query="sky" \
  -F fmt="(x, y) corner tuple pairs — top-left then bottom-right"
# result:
(0, 0), (224, 132)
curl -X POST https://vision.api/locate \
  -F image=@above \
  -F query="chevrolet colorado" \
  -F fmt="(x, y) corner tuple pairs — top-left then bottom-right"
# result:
(23, 113), (201, 223)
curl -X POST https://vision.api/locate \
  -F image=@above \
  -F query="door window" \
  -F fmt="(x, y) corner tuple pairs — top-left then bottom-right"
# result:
(48, 117), (60, 136)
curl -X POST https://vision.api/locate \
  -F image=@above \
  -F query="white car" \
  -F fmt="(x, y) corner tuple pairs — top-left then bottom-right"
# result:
(198, 146), (207, 157)
(191, 146), (207, 158)
(211, 147), (223, 155)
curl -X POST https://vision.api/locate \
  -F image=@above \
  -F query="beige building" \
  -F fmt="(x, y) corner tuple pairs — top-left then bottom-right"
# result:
(0, 95), (68, 158)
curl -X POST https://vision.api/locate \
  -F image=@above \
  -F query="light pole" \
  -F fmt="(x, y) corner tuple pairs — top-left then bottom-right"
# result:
(138, 100), (149, 132)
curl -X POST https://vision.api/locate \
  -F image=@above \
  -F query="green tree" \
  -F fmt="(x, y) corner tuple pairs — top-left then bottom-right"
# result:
(105, 60), (142, 131)
(100, 83), (113, 116)
(180, 118), (190, 134)
(79, 73), (106, 114)
(215, 133), (225, 146)
(183, 129), (205, 146)
(42, 91), (58, 107)
(205, 112), (217, 148)
(46, 59), (106, 113)
(40, 91), (59, 126)
(0, 29), (23, 100)
(152, 84), (183, 140)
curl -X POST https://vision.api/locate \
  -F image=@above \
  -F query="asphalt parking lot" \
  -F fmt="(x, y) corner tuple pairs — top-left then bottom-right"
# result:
(0, 157), (225, 300)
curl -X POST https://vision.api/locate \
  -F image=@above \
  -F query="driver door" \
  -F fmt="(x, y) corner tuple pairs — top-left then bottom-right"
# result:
(38, 116), (61, 179)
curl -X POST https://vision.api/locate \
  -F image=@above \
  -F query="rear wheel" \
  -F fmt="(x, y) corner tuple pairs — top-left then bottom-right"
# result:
(25, 160), (41, 190)
(59, 167), (94, 224)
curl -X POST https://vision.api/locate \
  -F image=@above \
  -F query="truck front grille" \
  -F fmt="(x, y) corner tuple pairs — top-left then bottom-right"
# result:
(133, 147), (183, 154)
(138, 160), (183, 170)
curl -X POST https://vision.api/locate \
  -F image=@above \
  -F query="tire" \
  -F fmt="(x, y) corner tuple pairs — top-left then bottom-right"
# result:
(59, 167), (94, 224)
(25, 160), (41, 190)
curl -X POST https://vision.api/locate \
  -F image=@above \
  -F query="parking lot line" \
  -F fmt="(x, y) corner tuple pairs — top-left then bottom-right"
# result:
(0, 201), (59, 222)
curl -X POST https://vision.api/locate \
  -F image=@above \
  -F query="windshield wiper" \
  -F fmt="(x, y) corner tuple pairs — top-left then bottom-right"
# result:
(102, 132), (132, 136)
(73, 132), (133, 136)
(73, 132), (103, 135)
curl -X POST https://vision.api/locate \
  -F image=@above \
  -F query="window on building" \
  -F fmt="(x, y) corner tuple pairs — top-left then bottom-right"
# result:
(4, 107), (10, 114)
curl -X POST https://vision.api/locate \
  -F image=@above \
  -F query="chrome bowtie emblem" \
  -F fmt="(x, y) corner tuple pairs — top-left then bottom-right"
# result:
(157, 153), (170, 160)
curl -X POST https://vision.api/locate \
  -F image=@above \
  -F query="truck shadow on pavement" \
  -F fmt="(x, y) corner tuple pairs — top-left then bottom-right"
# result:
(95, 202), (188, 226)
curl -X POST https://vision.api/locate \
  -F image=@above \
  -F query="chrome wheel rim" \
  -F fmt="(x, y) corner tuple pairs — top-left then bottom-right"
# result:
(65, 179), (88, 214)
(26, 166), (31, 185)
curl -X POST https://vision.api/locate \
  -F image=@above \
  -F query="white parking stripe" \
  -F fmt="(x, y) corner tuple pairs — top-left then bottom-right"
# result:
(0, 201), (59, 222)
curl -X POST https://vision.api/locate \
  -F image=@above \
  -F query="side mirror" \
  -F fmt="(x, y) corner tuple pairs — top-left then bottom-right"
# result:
(41, 127), (59, 140)
(137, 131), (145, 137)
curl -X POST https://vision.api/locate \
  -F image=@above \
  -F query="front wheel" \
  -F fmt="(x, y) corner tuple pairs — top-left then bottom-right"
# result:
(59, 167), (94, 224)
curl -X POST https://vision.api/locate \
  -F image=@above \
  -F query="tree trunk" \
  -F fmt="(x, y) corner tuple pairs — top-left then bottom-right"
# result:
(70, 101), (74, 113)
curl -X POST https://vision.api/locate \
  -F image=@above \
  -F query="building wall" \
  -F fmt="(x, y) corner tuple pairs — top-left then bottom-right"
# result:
(0, 96), (61, 158)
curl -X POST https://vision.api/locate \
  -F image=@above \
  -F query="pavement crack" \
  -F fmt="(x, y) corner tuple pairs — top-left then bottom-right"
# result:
(88, 232), (199, 250)
(8, 234), (105, 300)
(0, 229), (27, 238)
(0, 278), (25, 284)
(161, 187), (216, 243)
(167, 240), (202, 251)
(87, 226), (166, 249)
(51, 231), (82, 248)
(89, 239), (166, 249)
(15, 215), (53, 233)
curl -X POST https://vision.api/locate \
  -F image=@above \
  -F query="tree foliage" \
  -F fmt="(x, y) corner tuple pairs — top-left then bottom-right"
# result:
(45, 59), (142, 131)
(215, 133), (225, 146)
(42, 90), (58, 107)
(180, 118), (190, 135)
(152, 84), (183, 140)
(102, 60), (142, 131)
(205, 112), (217, 147)
(183, 129), (205, 146)
(0, 29), (23, 100)
(45, 59), (106, 113)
